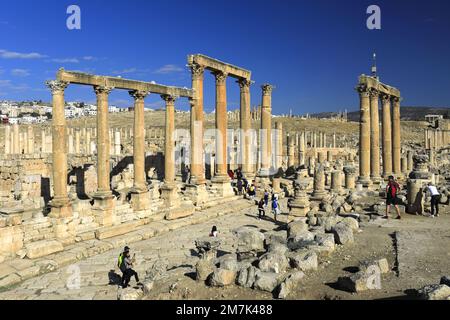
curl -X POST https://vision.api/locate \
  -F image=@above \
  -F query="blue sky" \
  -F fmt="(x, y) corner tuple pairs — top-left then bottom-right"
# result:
(0, 0), (449, 114)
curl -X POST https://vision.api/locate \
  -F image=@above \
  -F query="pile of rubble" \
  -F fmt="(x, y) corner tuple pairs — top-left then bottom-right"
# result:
(193, 214), (362, 299)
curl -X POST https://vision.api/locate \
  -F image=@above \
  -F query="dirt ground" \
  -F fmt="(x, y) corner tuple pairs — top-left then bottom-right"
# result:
(144, 201), (450, 301)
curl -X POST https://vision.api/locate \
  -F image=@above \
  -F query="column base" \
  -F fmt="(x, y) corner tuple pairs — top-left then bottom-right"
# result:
(371, 175), (383, 185)
(211, 175), (234, 198)
(92, 194), (115, 227)
(161, 183), (180, 208)
(357, 176), (372, 188)
(49, 197), (72, 218)
(189, 175), (206, 186)
(130, 190), (151, 211)
(289, 197), (310, 217)
(185, 183), (209, 206)
(310, 190), (327, 201)
(52, 217), (76, 245)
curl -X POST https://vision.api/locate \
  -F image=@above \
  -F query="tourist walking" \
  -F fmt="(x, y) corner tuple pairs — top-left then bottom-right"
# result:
(118, 246), (140, 288)
(237, 179), (243, 195)
(385, 176), (402, 219)
(272, 195), (281, 222)
(258, 198), (265, 220)
(427, 182), (440, 217)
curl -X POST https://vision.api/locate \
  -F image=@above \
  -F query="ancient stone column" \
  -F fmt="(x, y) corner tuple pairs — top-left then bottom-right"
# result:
(327, 150), (332, 163)
(392, 96), (401, 176)
(46, 80), (71, 217)
(287, 134), (295, 168)
(68, 133), (74, 154)
(290, 169), (311, 217)
(213, 71), (228, 178)
(311, 164), (326, 200)
(380, 93), (392, 177)
(274, 121), (283, 170)
(4, 125), (10, 154)
(41, 129), (46, 153)
(75, 129), (80, 154)
(299, 131), (306, 165)
(13, 124), (19, 154)
(130, 90), (149, 193)
(369, 89), (381, 181)
(86, 129), (91, 154)
(343, 166), (356, 189)
(189, 63), (206, 185)
(333, 132), (336, 148)
(357, 85), (371, 186)
(259, 84), (273, 176)
(27, 126), (34, 154)
(238, 78), (252, 176)
(401, 156), (407, 174)
(114, 130), (121, 156)
(317, 151), (325, 164)
(331, 170), (343, 194)
(407, 150), (413, 172)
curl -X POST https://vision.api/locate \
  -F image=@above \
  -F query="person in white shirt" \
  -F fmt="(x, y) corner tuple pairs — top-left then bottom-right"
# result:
(427, 183), (440, 217)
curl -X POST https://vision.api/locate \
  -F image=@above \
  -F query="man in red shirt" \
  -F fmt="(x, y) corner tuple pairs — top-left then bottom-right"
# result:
(385, 176), (401, 219)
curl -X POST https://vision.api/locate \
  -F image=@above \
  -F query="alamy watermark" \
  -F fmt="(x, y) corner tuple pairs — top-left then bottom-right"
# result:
(66, 5), (81, 30)
(367, 5), (381, 30)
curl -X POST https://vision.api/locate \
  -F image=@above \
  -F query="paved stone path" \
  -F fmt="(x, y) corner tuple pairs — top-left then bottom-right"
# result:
(0, 202), (284, 300)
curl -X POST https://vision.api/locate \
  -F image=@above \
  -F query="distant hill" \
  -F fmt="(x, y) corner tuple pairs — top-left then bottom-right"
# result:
(310, 106), (449, 122)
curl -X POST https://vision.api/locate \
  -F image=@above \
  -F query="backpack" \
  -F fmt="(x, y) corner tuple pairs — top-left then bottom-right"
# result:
(388, 182), (398, 198)
(272, 200), (278, 209)
(117, 253), (124, 270)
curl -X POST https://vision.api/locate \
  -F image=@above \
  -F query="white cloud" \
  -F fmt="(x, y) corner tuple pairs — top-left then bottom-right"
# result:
(0, 49), (47, 59)
(0, 79), (11, 86)
(0, 79), (29, 91)
(51, 58), (80, 63)
(112, 68), (137, 75)
(153, 64), (184, 74)
(11, 68), (30, 77)
(82, 56), (96, 61)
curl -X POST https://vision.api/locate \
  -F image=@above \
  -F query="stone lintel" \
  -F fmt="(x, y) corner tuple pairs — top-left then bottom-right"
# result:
(358, 75), (400, 97)
(187, 54), (251, 80)
(56, 69), (193, 98)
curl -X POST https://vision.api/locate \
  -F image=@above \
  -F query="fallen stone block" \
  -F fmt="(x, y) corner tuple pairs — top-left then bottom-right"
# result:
(258, 252), (289, 274)
(0, 273), (21, 288)
(290, 251), (318, 271)
(287, 231), (315, 250)
(418, 284), (450, 300)
(209, 268), (237, 287)
(253, 271), (280, 292)
(233, 227), (265, 253)
(340, 217), (359, 231)
(93, 220), (138, 239)
(264, 230), (287, 248)
(338, 271), (381, 292)
(236, 266), (257, 288)
(331, 222), (354, 245)
(25, 240), (64, 259)
(277, 271), (305, 299)
(359, 258), (390, 274)
(118, 287), (144, 300)
(440, 276), (450, 287)
(196, 258), (215, 281)
(142, 280), (154, 295)
(287, 220), (309, 239)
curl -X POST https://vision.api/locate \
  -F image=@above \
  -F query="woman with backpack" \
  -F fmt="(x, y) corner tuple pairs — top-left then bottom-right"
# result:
(385, 176), (402, 219)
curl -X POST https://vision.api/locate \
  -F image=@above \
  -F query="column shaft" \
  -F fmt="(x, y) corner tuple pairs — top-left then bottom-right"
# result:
(369, 89), (380, 179)
(94, 85), (113, 195)
(381, 94), (392, 177)
(130, 90), (148, 192)
(357, 86), (371, 184)
(163, 95), (177, 185)
(392, 97), (401, 175)
(239, 78), (252, 175)
(214, 71), (228, 177)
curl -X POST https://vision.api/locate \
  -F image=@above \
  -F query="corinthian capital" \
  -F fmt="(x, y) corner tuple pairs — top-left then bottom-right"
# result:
(190, 63), (205, 80)
(94, 85), (114, 95)
(369, 88), (379, 98)
(391, 96), (400, 103)
(129, 90), (149, 101)
(380, 93), (391, 103)
(356, 84), (370, 97)
(46, 80), (69, 94)
(237, 78), (252, 90)
(261, 84), (274, 96)
(161, 94), (178, 104)
(213, 71), (228, 84)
